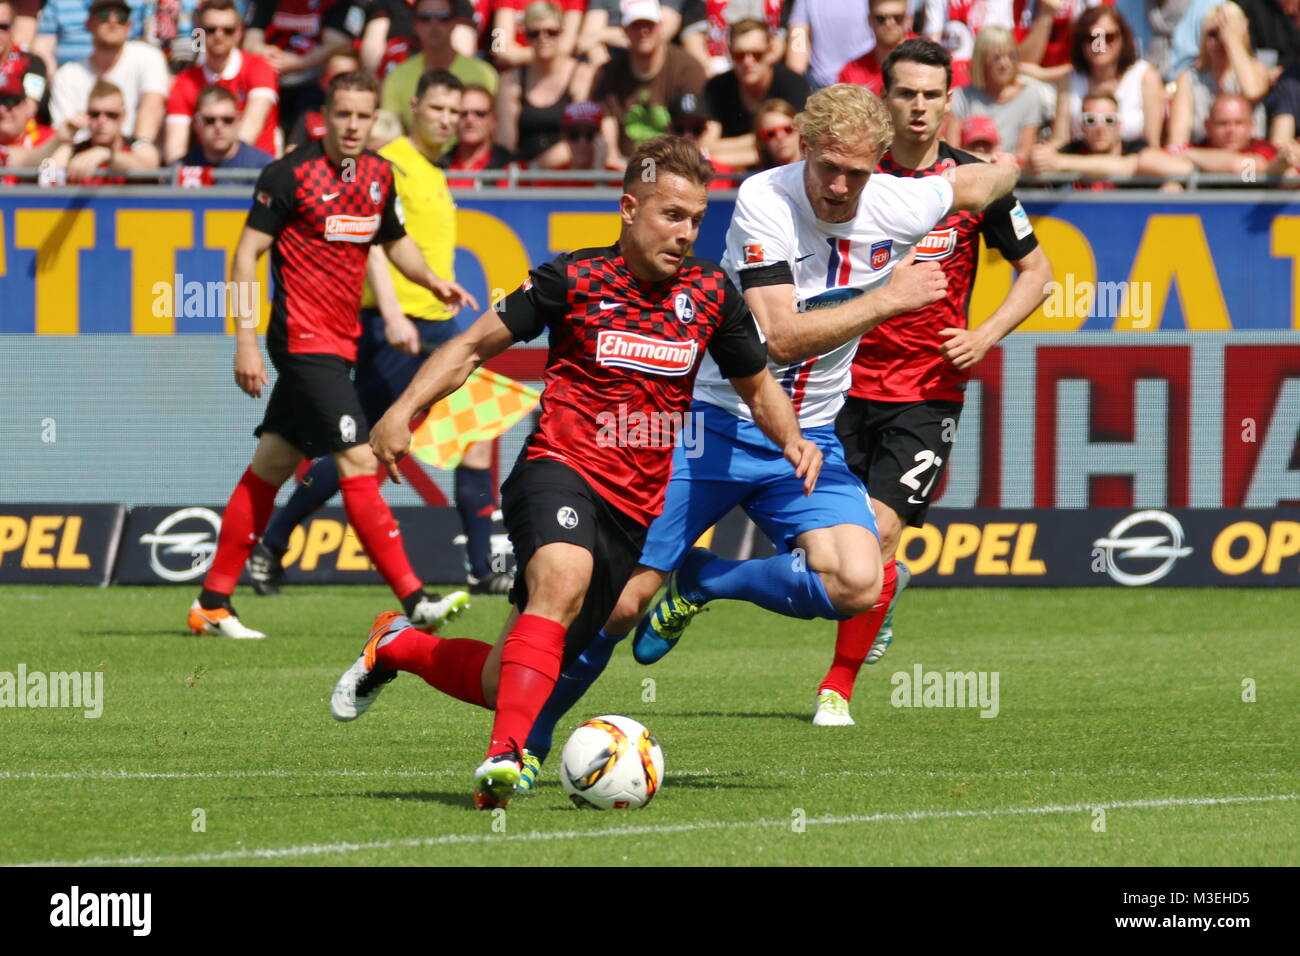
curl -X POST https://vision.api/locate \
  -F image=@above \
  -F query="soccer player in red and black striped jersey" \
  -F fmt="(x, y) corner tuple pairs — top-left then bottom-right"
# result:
(187, 70), (477, 640)
(330, 135), (821, 809)
(821, 39), (1053, 718)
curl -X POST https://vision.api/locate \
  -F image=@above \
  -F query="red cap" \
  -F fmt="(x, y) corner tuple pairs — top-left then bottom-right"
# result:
(960, 115), (1000, 150)
(562, 100), (603, 127)
(0, 71), (28, 100)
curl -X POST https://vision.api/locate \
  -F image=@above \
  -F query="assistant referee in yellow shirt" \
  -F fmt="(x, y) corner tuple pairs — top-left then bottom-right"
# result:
(249, 70), (510, 596)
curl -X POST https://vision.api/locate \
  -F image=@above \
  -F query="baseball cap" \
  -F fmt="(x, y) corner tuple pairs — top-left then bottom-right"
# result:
(0, 71), (26, 100)
(961, 115), (1000, 151)
(88, 0), (132, 14)
(621, 0), (662, 26)
(562, 100), (603, 127)
(668, 92), (709, 123)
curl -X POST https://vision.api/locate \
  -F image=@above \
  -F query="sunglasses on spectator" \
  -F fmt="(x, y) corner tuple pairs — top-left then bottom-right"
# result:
(415, 10), (453, 22)
(731, 49), (765, 62)
(1081, 112), (1119, 127)
(757, 123), (795, 142)
(872, 13), (906, 24)
(526, 27), (560, 39)
(202, 24), (239, 35)
(0, 20), (12, 31)
(1090, 30), (1121, 45)
(199, 114), (237, 126)
(89, 108), (123, 119)
(564, 127), (596, 141)
(93, 8), (131, 23)
(0, 94), (23, 109)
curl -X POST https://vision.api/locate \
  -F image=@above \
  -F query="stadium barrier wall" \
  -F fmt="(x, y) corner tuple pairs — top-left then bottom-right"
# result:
(2, 192), (1298, 587)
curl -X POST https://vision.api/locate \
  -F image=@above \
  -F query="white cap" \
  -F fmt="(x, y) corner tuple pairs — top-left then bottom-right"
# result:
(621, 0), (662, 26)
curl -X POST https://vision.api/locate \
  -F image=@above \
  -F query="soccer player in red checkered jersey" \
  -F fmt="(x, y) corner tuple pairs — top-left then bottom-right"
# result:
(330, 135), (821, 809)
(187, 70), (477, 640)
(820, 39), (1052, 722)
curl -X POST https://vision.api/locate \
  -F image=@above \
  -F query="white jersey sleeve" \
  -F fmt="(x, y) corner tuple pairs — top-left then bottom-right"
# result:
(723, 172), (798, 276)
(892, 174), (955, 246)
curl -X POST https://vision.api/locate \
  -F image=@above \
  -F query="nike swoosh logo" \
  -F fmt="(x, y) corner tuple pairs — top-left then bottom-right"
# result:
(795, 253), (815, 263)
(321, 192), (340, 201)
(908, 495), (925, 505)
(599, 300), (621, 310)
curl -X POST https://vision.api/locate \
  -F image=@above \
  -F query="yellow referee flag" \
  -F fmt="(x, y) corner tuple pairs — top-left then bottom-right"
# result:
(409, 368), (541, 470)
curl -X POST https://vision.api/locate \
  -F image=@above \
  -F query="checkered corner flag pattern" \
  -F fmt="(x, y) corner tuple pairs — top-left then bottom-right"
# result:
(409, 367), (541, 470)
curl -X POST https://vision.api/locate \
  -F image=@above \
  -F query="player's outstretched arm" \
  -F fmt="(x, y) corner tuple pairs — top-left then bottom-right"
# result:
(230, 226), (276, 398)
(939, 245), (1053, 370)
(730, 370), (823, 496)
(945, 155), (1020, 212)
(371, 310), (516, 482)
(745, 250), (948, 365)
(366, 245), (420, 357)
(382, 235), (480, 313)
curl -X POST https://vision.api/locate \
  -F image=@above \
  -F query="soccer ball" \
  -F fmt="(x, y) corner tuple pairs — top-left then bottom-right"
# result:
(558, 714), (665, 810)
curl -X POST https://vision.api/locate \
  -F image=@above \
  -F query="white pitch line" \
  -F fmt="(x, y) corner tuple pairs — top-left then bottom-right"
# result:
(10, 793), (1295, 868)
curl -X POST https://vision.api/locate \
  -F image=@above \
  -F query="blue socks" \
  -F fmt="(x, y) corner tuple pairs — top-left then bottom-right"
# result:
(688, 552), (843, 621)
(525, 629), (626, 761)
(261, 457), (340, 554)
(455, 465), (494, 579)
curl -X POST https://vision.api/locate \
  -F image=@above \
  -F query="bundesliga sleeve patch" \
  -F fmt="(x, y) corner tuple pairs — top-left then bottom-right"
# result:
(1010, 201), (1034, 240)
(256, 190), (272, 206)
(744, 242), (765, 264)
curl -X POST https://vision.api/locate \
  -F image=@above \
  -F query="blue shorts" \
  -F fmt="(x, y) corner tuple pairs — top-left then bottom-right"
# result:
(355, 309), (468, 426)
(639, 401), (877, 572)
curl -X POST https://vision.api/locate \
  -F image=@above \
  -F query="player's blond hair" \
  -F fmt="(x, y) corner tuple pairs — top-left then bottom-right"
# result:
(794, 83), (893, 157)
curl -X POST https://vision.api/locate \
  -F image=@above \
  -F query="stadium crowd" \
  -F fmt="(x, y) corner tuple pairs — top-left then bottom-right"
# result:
(4, 0), (1300, 186)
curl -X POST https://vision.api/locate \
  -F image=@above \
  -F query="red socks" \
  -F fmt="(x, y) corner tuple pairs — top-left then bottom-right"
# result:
(376, 628), (491, 708)
(488, 614), (567, 758)
(820, 559), (898, 701)
(339, 473), (423, 601)
(203, 467), (279, 594)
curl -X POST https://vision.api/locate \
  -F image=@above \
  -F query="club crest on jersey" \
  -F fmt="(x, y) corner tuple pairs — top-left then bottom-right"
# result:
(914, 227), (957, 260)
(521, 276), (534, 292)
(673, 291), (695, 323)
(339, 415), (356, 443)
(324, 214), (381, 242)
(870, 239), (893, 270)
(596, 329), (698, 377)
(369, 180), (382, 204)
(744, 242), (765, 264)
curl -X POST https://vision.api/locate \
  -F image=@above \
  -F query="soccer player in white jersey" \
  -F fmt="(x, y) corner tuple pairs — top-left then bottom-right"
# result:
(517, 82), (1020, 783)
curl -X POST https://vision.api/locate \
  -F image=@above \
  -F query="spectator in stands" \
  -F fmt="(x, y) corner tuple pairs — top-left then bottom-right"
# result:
(0, 66), (67, 176)
(381, 0), (497, 131)
(176, 84), (272, 170)
(680, 0), (789, 78)
(1168, 2), (1268, 147)
(163, 0), (278, 162)
(439, 81), (512, 183)
(1017, 0), (1116, 71)
(1147, 0), (1195, 79)
(1182, 90), (1290, 168)
(752, 94), (797, 167)
(36, 0), (147, 67)
(1169, 0), (1300, 83)
(1, 0), (50, 125)
(11, 0), (44, 50)
(786, 0), (875, 89)
(52, 76), (159, 179)
(243, 0), (362, 136)
(49, 0), (166, 156)
(496, 1), (592, 168)
(150, 0), (204, 71)
(361, 0), (476, 78)
(576, 0), (683, 73)
(838, 0), (913, 93)
(945, 25), (1044, 160)
(285, 47), (356, 148)
(704, 16), (806, 168)
(491, 0), (585, 69)
(959, 113), (1000, 153)
(1026, 88), (1186, 186)
(591, 0), (705, 168)
(555, 96), (600, 168)
(667, 89), (738, 184)
(1051, 5), (1164, 148)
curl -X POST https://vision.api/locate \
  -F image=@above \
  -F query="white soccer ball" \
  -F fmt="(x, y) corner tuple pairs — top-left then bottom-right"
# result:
(558, 714), (665, 810)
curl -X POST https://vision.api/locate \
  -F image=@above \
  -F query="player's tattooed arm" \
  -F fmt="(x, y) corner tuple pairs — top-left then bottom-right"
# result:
(743, 251), (947, 364)
(230, 226), (276, 398)
(729, 370), (823, 496)
(381, 236), (480, 313)
(944, 156), (1019, 212)
(371, 311), (516, 482)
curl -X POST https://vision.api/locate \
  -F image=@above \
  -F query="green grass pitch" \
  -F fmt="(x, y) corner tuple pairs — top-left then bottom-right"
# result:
(1, 585), (1295, 866)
